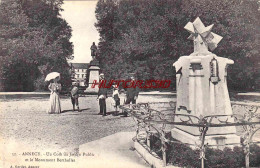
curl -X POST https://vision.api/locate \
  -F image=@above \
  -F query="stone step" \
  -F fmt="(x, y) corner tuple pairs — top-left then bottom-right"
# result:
(79, 132), (150, 168)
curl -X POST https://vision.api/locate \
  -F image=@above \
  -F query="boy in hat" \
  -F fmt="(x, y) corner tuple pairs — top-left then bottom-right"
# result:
(71, 82), (80, 111)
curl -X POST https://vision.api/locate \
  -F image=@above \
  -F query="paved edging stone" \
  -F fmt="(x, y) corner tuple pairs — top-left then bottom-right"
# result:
(134, 141), (179, 168)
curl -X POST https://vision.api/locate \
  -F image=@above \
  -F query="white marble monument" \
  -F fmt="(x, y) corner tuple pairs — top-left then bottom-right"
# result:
(172, 17), (240, 147)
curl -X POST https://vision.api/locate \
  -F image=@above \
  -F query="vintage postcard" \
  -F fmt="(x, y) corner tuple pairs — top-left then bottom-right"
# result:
(0, 0), (259, 168)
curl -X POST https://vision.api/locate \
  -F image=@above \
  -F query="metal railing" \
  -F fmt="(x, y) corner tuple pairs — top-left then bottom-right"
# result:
(120, 102), (260, 168)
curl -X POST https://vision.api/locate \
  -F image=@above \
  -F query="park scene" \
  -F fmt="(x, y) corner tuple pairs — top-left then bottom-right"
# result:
(0, 0), (260, 168)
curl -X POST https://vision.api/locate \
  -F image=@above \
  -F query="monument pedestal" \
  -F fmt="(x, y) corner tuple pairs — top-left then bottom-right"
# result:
(172, 54), (240, 148)
(171, 128), (240, 149)
(84, 59), (100, 94)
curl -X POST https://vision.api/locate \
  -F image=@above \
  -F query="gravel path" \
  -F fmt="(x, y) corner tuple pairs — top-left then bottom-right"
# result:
(0, 94), (259, 154)
(0, 96), (137, 153)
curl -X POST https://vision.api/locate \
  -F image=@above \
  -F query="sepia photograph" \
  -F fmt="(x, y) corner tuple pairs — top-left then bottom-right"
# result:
(0, 0), (260, 167)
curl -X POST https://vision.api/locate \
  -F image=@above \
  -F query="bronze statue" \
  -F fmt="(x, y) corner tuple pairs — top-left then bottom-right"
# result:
(90, 42), (97, 59)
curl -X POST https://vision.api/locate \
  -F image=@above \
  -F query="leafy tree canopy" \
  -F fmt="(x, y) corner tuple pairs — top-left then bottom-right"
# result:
(95, 0), (260, 91)
(0, 0), (73, 91)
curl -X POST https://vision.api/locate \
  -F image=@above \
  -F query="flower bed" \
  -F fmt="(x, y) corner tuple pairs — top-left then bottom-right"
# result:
(149, 133), (260, 168)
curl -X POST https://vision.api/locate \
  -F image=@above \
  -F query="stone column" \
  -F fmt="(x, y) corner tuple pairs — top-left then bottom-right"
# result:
(84, 59), (100, 94)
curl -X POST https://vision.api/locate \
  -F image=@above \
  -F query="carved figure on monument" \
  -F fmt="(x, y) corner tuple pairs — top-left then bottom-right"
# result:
(184, 17), (223, 55)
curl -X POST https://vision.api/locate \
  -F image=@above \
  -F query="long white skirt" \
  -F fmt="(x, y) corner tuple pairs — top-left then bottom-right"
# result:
(47, 92), (61, 114)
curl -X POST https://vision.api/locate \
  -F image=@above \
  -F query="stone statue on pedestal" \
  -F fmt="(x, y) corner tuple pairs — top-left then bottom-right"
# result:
(85, 42), (100, 94)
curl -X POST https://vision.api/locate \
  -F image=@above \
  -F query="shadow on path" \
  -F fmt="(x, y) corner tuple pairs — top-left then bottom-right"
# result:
(61, 108), (90, 113)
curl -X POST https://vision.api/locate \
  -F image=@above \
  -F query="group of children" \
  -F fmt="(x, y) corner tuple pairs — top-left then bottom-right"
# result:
(70, 82), (120, 113)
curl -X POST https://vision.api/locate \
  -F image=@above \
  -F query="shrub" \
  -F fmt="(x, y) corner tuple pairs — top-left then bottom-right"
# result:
(149, 133), (260, 168)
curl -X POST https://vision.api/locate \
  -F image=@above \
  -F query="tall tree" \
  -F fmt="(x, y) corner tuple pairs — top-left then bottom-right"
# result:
(0, 0), (35, 91)
(95, 0), (260, 91)
(0, 0), (73, 91)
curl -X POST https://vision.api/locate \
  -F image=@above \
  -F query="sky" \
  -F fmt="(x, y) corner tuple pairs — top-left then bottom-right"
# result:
(61, 0), (99, 63)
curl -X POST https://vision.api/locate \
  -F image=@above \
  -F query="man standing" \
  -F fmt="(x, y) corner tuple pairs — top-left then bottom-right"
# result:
(124, 75), (139, 116)
(97, 73), (107, 116)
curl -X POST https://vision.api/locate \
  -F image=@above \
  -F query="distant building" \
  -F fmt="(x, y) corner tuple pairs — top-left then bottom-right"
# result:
(70, 63), (89, 87)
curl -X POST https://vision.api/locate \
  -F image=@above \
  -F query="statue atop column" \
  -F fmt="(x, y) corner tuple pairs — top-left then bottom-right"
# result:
(90, 42), (98, 59)
(85, 42), (100, 94)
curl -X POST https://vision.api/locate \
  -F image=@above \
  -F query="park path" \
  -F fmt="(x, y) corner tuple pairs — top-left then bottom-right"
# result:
(0, 92), (259, 152)
(0, 93), (259, 168)
(0, 96), (148, 168)
(0, 96), (138, 152)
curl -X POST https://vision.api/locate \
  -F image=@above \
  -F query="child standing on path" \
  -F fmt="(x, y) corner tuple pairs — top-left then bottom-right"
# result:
(71, 82), (80, 112)
(112, 84), (120, 115)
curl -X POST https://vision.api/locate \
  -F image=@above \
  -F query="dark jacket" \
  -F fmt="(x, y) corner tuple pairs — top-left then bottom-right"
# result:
(126, 81), (139, 98)
(98, 87), (107, 98)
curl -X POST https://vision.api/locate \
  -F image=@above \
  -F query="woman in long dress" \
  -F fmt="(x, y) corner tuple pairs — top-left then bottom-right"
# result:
(47, 77), (62, 114)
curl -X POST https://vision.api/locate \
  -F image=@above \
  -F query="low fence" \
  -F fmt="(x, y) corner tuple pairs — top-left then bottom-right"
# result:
(120, 102), (260, 168)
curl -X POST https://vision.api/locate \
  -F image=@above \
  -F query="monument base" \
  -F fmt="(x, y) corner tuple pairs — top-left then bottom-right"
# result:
(171, 127), (241, 149)
(84, 87), (99, 94)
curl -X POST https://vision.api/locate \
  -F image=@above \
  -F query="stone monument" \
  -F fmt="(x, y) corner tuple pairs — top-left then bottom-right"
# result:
(172, 17), (240, 146)
(84, 42), (100, 94)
